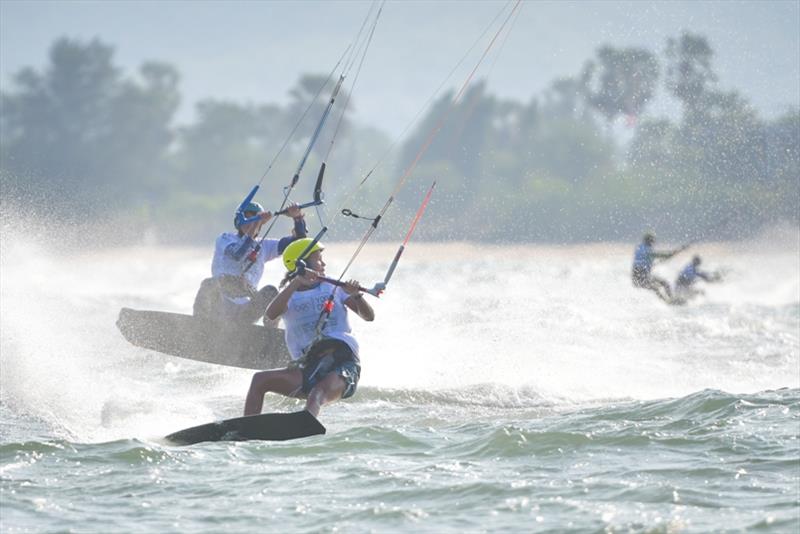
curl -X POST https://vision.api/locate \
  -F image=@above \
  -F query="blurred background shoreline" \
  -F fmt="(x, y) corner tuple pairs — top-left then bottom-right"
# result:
(2, 1), (797, 245)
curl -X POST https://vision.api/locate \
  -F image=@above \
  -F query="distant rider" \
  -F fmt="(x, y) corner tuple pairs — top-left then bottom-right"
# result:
(193, 201), (307, 325)
(244, 238), (374, 418)
(631, 232), (683, 302)
(673, 255), (720, 301)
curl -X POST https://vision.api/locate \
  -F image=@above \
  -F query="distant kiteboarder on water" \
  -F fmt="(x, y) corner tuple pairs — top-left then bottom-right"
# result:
(192, 200), (308, 326)
(631, 232), (688, 302)
(672, 255), (722, 303)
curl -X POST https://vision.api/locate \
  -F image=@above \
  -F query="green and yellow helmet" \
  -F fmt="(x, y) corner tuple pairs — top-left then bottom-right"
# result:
(282, 238), (324, 272)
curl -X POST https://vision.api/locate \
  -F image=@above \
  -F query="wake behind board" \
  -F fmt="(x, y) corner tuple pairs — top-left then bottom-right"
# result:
(116, 308), (290, 370)
(165, 410), (326, 445)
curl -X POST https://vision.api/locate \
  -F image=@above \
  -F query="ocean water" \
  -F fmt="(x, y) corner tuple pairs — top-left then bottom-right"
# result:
(1, 233), (799, 532)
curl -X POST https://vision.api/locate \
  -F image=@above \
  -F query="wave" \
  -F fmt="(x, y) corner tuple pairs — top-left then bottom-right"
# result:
(352, 383), (555, 408)
(2, 387), (795, 450)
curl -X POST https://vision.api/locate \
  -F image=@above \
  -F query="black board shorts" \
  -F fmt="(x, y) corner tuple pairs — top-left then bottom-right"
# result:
(301, 339), (361, 399)
(631, 267), (649, 287)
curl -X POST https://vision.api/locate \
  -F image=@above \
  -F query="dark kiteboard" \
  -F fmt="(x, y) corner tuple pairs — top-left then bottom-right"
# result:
(165, 410), (326, 445)
(116, 307), (290, 370)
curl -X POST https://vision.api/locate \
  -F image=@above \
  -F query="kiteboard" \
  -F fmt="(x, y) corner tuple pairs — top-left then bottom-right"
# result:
(116, 308), (290, 370)
(165, 410), (326, 445)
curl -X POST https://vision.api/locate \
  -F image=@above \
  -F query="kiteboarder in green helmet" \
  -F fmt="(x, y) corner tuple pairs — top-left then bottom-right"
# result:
(243, 239), (374, 417)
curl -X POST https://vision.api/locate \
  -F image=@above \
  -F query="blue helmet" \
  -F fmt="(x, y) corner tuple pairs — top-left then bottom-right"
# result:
(242, 201), (264, 214)
(234, 201), (265, 229)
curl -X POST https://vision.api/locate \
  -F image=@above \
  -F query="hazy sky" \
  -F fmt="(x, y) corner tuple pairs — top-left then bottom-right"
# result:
(1, 0), (798, 134)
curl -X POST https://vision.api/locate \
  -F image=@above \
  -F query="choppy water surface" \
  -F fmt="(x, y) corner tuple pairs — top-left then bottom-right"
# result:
(1, 236), (799, 532)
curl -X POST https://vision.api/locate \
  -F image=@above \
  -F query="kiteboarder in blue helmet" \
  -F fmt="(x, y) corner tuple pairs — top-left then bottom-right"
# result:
(192, 200), (308, 326)
(673, 255), (721, 302)
(631, 232), (682, 302)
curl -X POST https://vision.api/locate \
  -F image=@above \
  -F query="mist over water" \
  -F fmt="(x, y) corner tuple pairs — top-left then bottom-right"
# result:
(2, 219), (797, 440)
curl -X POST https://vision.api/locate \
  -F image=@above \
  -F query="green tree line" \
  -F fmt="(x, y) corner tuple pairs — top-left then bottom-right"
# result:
(2, 33), (797, 243)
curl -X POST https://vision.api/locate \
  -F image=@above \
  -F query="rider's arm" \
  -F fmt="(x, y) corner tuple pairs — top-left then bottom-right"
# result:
(654, 245), (687, 259)
(277, 216), (308, 253)
(293, 215), (308, 238)
(265, 277), (305, 320)
(697, 271), (714, 282)
(227, 236), (256, 261)
(226, 212), (271, 260)
(665, 243), (691, 259)
(343, 281), (375, 322)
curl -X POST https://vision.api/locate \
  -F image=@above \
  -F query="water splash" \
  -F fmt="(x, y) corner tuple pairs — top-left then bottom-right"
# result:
(1, 220), (798, 443)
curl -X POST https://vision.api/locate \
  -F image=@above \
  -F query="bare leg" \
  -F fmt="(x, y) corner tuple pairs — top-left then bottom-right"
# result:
(304, 373), (347, 417)
(644, 276), (672, 301)
(654, 276), (672, 299)
(244, 368), (303, 416)
(655, 286), (670, 302)
(644, 279), (669, 302)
